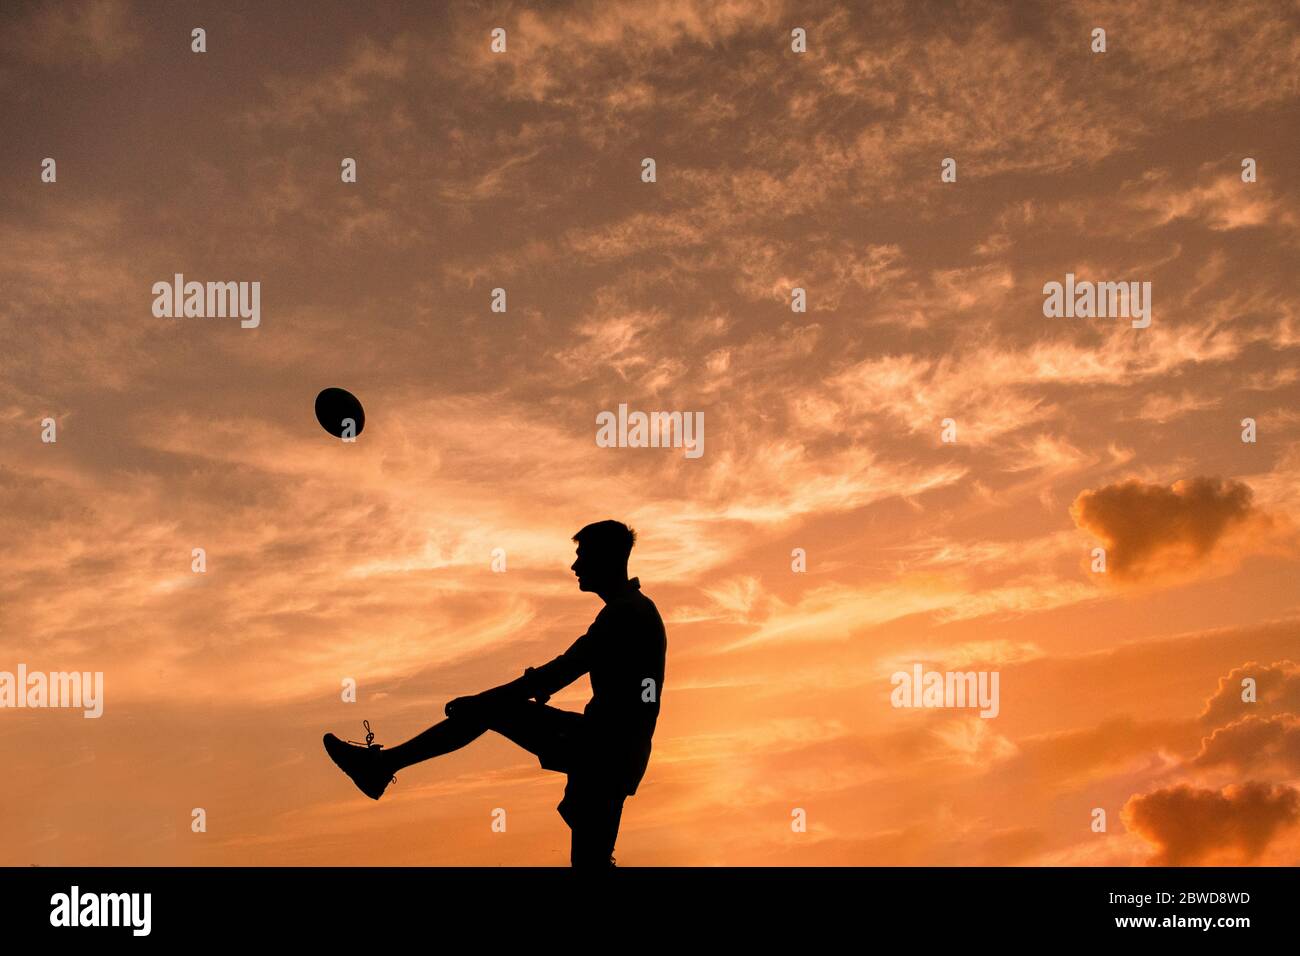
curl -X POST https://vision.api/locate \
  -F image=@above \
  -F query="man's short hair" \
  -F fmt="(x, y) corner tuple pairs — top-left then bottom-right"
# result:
(573, 520), (637, 564)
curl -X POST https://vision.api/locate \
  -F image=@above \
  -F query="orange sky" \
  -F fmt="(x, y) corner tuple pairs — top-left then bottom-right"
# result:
(2, 0), (1298, 866)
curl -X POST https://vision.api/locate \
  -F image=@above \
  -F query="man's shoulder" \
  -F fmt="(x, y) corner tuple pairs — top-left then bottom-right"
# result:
(606, 586), (662, 619)
(596, 585), (664, 637)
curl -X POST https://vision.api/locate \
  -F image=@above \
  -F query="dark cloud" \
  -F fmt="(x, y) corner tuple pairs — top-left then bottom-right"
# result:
(1122, 781), (1300, 865)
(1070, 477), (1268, 580)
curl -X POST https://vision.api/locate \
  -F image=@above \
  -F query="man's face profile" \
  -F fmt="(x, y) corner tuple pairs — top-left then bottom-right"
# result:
(571, 544), (592, 591)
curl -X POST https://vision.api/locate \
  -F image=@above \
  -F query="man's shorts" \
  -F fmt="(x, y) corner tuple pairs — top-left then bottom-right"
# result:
(487, 699), (590, 774)
(487, 700), (628, 846)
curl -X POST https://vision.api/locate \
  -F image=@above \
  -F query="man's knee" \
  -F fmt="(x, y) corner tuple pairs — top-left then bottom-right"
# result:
(482, 697), (537, 731)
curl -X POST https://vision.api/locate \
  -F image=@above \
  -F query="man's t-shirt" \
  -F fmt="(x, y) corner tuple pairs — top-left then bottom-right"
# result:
(524, 578), (666, 796)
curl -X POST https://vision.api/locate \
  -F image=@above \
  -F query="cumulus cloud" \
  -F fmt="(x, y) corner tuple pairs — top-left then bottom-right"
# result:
(1070, 477), (1271, 580)
(1117, 658), (1300, 864)
(1122, 781), (1300, 865)
(1199, 660), (1300, 727)
(1195, 714), (1300, 774)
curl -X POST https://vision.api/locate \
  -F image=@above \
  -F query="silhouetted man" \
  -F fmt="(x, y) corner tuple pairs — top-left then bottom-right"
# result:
(323, 520), (666, 867)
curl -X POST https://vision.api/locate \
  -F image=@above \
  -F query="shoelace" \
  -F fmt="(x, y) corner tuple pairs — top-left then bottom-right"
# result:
(345, 719), (382, 749)
(347, 720), (397, 786)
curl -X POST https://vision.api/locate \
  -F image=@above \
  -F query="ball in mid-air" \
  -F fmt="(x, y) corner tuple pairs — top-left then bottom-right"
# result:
(314, 387), (365, 439)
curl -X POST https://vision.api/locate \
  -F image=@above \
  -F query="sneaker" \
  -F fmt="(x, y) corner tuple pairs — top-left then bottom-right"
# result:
(323, 720), (396, 800)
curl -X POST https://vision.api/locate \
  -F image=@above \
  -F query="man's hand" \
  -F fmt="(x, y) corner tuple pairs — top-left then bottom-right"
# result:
(524, 667), (551, 705)
(445, 671), (548, 721)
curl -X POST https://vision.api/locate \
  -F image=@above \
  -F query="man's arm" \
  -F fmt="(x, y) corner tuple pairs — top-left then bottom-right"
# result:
(445, 629), (598, 718)
(518, 638), (594, 699)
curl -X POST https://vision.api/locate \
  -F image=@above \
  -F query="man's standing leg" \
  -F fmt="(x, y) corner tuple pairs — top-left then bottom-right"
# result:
(561, 779), (626, 868)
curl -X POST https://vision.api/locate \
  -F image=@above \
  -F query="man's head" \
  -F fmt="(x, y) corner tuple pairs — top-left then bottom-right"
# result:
(570, 520), (636, 595)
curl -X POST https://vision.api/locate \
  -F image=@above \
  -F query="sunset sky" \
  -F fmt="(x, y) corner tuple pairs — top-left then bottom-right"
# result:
(2, 0), (1298, 866)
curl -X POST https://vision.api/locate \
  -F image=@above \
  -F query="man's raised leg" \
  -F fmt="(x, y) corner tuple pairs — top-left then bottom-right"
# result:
(325, 698), (559, 800)
(383, 696), (560, 772)
(324, 712), (490, 799)
(381, 715), (490, 773)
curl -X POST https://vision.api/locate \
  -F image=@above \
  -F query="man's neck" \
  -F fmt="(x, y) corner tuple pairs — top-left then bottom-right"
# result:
(594, 576), (633, 604)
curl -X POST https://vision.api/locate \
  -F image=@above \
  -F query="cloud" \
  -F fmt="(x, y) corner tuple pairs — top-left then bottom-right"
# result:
(1122, 781), (1300, 865)
(1070, 477), (1271, 581)
(465, 0), (786, 103)
(240, 34), (413, 129)
(1126, 391), (1222, 425)
(1195, 714), (1300, 774)
(1199, 660), (1300, 727)
(2, 0), (140, 70)
(1117, 658), (1300, 864)
(1124, 169), (1293, 233)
